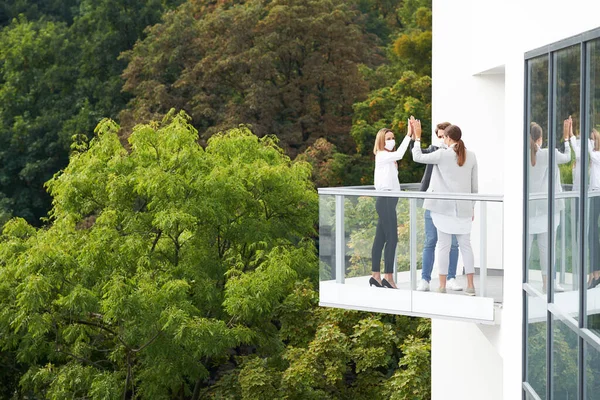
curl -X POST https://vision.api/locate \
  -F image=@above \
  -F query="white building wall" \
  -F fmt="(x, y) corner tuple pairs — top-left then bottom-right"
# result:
(432, 1), (600, 399)
(431, 319), (503, 400)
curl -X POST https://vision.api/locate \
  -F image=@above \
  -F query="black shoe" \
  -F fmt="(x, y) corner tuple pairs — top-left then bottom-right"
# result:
(589, 277), (600, 290)
(381, 279), (395, 289)
(369, 277), (383, 287)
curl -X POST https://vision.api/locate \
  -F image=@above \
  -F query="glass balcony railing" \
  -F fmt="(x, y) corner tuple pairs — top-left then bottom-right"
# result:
(318, 185), (504, 324)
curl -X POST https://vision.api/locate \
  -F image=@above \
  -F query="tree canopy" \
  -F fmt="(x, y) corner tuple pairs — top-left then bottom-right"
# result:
(120, 0), (375, 157)
(0, 112), (430, 398)
(0, 0), (184, 225)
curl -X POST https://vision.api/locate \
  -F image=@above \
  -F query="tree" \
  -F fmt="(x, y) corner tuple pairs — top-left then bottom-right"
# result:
(350, 0), (432, 185)
(0, 1), (185, 226)
(121, 0), (376, 156)
(0, 111), (430, 398)
(0, 18), (78, 224)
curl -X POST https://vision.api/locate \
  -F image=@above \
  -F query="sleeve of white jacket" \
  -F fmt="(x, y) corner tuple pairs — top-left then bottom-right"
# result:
(570, 136), (580, 160)
(471, 153), (479, 194)
(412, 140), (443, 164)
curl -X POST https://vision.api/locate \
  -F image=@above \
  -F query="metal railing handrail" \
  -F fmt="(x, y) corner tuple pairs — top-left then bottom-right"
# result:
(529, 190), (600, 200)
(318, 184), (504, 203)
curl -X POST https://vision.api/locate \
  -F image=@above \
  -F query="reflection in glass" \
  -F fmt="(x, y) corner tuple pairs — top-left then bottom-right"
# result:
(319, 194), (336, 281)
(527, 55), (550, 293)
(554, 46), (580, 302)
(552, 318), (579, 399)
(527, 292), (547, 399)
(586, 342), (600, 398)
(587, 39), (600, 336)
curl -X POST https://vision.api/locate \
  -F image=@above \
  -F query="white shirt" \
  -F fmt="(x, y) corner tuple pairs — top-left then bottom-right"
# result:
(571, 136), (581, 191)
(374, 135), (411, 191)
(589, 140), (600, 191)
(569, 137), (600, 191)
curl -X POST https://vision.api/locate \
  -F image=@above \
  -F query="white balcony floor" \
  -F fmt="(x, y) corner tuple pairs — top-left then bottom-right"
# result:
(320, 272), (500, 324)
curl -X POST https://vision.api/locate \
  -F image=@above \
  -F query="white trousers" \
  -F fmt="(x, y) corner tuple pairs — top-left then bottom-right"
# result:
(527, 232), (549, 276)
(436, 231), (475, 275)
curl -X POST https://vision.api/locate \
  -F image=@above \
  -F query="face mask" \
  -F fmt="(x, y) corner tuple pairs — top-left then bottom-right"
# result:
(439, 141), (448, 149)
(384, 139), (395, 151)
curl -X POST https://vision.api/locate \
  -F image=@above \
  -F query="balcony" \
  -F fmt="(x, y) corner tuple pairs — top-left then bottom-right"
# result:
(318, 185), (504, 324)
(526, 190), (600, 323)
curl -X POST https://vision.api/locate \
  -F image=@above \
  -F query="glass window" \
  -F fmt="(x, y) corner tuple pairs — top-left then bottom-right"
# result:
(586, 38), (600, 336)
(586, 341), (600, 399)
(527, 55), (550, 294)
(552, 318), (579, 399)
(319, 194), (336, 281)
(553, 45), (581, 314)
(527, 291), (547, 399)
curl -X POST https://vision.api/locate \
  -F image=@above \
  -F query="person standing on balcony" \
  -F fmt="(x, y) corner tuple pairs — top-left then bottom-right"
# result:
(412, 122), (462, 292)
(370, 127), (412, 289)
(528, 120), (571, 293)
(411, 118), (478, 295)
(586, 128), (600, 289)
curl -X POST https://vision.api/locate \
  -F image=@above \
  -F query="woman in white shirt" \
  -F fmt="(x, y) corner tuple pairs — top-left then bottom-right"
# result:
(370, 127), (411, 289)
(587, 129), (600, 289)
(411, 119), (478, 295)
(528, 120), (571, 292)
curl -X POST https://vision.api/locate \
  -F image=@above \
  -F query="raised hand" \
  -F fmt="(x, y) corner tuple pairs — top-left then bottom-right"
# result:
(563, 117), (571, 141)
(410, 116), (422, 141)
(569, 116), (574, 138)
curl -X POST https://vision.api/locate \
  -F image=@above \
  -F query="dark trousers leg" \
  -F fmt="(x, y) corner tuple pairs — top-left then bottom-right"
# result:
(371, 197), (398, 273)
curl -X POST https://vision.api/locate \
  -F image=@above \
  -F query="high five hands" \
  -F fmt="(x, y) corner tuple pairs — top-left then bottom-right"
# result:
(563, 116), (573, 141)
(408, 116), (422, 141)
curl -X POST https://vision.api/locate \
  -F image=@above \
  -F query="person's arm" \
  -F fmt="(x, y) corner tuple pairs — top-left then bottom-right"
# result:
(570, 135), (580, 160)
(377, 133), (412, 162)
(555, 117), (573, 165)
(555, 140), (572, 165)
(421, 145), (437, 154)
(410, 117), (443, 164)
(412, 140), (443, 164)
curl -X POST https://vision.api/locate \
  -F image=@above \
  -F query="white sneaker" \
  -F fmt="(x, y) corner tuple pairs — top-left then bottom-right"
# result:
(554, 283), (565, 293)
(416, 279), (430, 291)
(446, 278), (463, 291)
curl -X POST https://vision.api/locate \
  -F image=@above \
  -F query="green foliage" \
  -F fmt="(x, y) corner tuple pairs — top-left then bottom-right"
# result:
(0, 111), (431, 398)
(121, 0), (374, 156)
(344, 196), (424, 277)
(0, 1), (184, 226)
(349, 0), (432, 186)
(0, 1), (437, 397)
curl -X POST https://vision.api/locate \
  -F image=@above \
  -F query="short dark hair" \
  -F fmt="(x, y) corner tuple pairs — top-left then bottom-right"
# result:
(435, 122), (451, 135)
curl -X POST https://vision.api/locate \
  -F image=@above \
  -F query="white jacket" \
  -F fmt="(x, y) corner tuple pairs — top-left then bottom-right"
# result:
(374, 135), (411, 191)
(528, 142), (572, 219)
(412, 142), (478, 218)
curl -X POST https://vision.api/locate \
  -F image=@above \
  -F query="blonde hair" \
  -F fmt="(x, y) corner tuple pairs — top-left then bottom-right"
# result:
(592, 129), (600, 152)
(373, 128), (392, 155)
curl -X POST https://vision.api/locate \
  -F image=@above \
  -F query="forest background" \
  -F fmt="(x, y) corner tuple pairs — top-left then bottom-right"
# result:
(0, 0), (433, 398)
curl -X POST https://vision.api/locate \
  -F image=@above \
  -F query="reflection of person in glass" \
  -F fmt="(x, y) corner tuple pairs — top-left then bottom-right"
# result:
(528, 119), (572, 292)
(411, 118), (478, 295)
(369, 127), (411, 289)
(587, 128), (600, 289)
